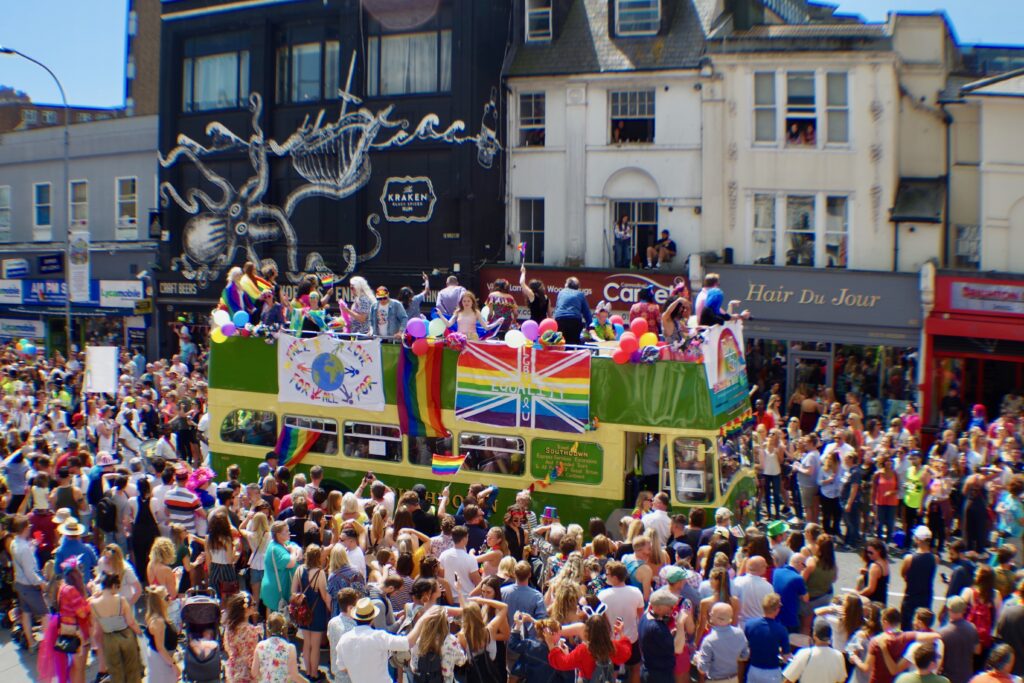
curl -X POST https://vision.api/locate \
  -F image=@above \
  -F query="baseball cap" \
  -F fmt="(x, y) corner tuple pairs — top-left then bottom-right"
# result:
(648, 589), (679, 608)
(375, 286), (389, 299)
(659, 565), (687, 585)
(912, 525), (932, 542)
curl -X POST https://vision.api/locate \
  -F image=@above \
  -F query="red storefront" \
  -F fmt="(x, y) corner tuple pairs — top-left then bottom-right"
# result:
(923, 274), (1024, 426)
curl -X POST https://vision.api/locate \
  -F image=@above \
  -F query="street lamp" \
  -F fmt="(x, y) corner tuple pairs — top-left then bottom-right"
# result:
(0, 46), (73, 357)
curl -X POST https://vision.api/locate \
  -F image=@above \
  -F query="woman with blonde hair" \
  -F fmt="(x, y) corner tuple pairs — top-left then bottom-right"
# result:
(240, 511), (270, 608)
(94, 543), (143, 606)
(368, 504), (389, 552)
(695, 567), (739, 645)
(547, 577), (585, 626)
(251, 612), (304, 683)
(412, 605), (467, 682)
(326, 543), (366, 615)
(260, 520), (300, 613)
(344, 276), (375, 335)
(474, 527), (509, 577)
(143, 585), (179, 683)
(457, 597), (507, 681)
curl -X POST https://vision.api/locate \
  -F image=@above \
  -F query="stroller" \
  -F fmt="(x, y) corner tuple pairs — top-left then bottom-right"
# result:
(180, 587), (223, 682)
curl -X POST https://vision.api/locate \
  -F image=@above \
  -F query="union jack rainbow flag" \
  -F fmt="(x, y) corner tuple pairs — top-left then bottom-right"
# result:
(455, 342), (591, 433)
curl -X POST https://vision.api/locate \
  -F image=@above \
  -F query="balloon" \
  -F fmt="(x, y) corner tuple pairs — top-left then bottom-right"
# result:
(22, 344), (36, 356)
(212, 310), (230, 326)
(520, 320), (540, 341)
(411, 338), (429, 356)
(232, 311), (249, 327)
(505, 330), (527, 349)
(221, 323), (237, 337)
(619, 332), (638, 353)
(640, 332), (658, 348)
(427, 318), (447, 338)
(629, 317), (648, 337)
(406, 317), (426, 339)
(18, 338), (28, 347)
(630, 350), (642, 363)
(239, 329), (251, 337)
(609, 315), (624, 327)
(210, 328), (227, 344)
(613, 323), (624, 339)
(539, 318), (558, 334)
(613, 348), (630, 364)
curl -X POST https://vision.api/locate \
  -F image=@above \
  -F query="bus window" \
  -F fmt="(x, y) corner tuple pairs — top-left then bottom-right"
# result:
(458, 433), (526, 476)
(672, 437), (714, 503)
(220, 409), (277, 447)
(283, 415), (338, 455)
(343, 422), (402, 462)
(409, 436), (453, 467)
(718, 432), (751, 495)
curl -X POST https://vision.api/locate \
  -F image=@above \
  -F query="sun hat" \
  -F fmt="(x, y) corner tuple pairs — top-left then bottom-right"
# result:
(52, 508), (73, 525)
(766, 520), (790, 538)
(353, 597), (380, 622)
(57, 519), (86, 537)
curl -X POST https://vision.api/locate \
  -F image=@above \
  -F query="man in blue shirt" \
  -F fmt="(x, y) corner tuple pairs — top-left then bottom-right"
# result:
(638, 589), (680, 683)
(772, 554), (808, 634)
(744, 593), (791, 683)
(500, 561), (546, 628)
(53, 519), (99, 580)
(552, 277), (592, 344)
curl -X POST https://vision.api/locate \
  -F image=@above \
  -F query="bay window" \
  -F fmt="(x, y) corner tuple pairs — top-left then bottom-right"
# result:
(754, 72), (776, 143)
(367, 30), (452, 96)
(750, 192), (851, 268)
(753, 70), (849, 148)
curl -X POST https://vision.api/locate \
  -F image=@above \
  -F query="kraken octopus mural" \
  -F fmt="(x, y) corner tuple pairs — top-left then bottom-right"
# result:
(159, 57), (501, 287)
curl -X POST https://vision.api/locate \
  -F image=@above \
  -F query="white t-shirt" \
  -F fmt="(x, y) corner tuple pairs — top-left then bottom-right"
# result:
(598, 585), (645, 642)
(781, 645), (847, 683)
(733, 573), (774, 625)
(439, 547), (479, 604)
(641, 509), (671, 548)
(346, 544), (367, 579)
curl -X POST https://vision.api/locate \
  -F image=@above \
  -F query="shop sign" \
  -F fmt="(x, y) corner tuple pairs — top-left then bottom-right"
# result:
(950, 281), (1024, 316)
(478, 266), (689, 315)
(99, 280), (144, 309)
(530, 438), (603, 485)
(716, 265), (920, 329)
(0, 318), (44, 340)
(133, 299), (154, 315)
(38, 254), (64, 274)
(0, 280), (22, 305)
(380, 176), (436, 223)
(1, 258), (28, 278)
(23, 279), (69, 306)
(158, 281), (200, 296)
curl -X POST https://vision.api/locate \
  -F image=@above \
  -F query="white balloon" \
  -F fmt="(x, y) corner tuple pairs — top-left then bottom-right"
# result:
(505, 330), (527, 348)
(212, 310), (230, 326)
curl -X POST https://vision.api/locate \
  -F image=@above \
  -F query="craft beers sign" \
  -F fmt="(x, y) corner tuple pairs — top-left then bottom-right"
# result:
(380, 176), (437, 223)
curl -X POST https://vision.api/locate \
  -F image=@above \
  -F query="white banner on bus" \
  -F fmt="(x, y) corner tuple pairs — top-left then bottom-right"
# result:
(84, 346), (119, 394)
(277, 334), (385, 411)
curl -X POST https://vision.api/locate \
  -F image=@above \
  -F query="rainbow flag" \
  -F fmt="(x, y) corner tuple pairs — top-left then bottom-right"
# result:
(220, 282), (249, 316)
(254, 274), (273, 292)
(320, 273), (337, 288)
(274, 424), (320, 468)
(432, 453), (465, 476)
(518, 242), (527, 262)
(456, 342), (592, 433)
(397, 343), (447, 438)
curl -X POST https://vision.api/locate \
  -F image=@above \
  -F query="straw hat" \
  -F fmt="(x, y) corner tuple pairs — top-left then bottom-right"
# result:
(353, 597), (380, 622)
(52, 508), (73, 525)
(57, 518), (86, 537)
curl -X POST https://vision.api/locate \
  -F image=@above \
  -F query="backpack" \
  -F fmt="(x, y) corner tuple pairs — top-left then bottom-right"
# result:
(460, 648), (499, 683)
(96, 494), (118, 533)
(590, 659), (616, 683)
(413, 651), (443, 683)
(966, 589), (994, 649)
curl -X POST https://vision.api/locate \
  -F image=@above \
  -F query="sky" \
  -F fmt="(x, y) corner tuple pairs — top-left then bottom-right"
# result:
(1, 0), (1023, 108)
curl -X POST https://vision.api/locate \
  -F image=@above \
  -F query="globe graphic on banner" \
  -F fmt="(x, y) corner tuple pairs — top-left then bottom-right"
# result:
(311, 353), (345, 392)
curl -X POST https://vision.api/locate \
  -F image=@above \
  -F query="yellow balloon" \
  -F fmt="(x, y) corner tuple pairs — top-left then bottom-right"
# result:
(639, 332), (658, 348)
(211, 328), (227, 344)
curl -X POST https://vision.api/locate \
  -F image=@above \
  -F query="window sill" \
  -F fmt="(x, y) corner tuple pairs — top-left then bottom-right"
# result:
(750, 144), (855, 153)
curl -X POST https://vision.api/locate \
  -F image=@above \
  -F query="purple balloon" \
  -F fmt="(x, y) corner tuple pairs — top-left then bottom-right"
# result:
(521, 319), (540, 341)
(629, 350), (642, 363)
(221, 323), (237, 336)
(406, 317), (426, 339)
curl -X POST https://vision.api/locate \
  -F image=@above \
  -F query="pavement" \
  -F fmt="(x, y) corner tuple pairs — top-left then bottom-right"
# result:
(0, 547), (953, 682)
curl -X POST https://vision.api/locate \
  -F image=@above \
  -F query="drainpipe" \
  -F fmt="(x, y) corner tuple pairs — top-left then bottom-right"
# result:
(892, 217), (900, 272)
(941, 104), (953, 267)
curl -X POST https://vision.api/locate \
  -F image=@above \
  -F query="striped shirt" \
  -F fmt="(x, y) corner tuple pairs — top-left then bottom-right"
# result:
(164, 485), (201, 533)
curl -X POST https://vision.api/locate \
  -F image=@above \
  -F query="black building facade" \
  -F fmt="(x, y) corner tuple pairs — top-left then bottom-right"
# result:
(156, 0), (510, 348)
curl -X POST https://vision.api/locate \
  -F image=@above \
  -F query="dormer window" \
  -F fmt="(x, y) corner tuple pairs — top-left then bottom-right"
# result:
(526, 0), (553, 42)
(616, 0), (661, 36)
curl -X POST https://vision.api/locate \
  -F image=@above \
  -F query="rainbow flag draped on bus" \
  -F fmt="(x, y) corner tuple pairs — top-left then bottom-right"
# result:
(275, 423), (320, 468)
(455, 342), (591, 433)
(397, 343), (447, 438)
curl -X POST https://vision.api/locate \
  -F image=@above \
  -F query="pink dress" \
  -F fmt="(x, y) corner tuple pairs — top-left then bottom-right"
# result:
(225, 622), (261, 683)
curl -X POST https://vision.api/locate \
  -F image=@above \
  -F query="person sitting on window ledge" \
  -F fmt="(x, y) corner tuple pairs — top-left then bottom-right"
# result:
(645, 230), (676, 270)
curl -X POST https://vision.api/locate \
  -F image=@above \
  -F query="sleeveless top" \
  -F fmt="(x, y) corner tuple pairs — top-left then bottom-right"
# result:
(864, 560), (889, 605)
(806, 563), (837, 599)
(145, 618), (178, 652)
(95, 596), (130, 633)
(873, 472), (899, 506)
(903, 466), (925, 508)
(528, 294), (548, 323)
(903, 552), (937, 603)
(52, 485), (77, 512)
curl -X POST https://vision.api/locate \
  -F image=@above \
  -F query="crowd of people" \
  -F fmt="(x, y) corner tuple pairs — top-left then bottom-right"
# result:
(0, 262), (1021, 683)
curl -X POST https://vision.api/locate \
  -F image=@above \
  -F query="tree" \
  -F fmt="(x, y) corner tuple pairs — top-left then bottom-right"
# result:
(0, 86), (31, 103)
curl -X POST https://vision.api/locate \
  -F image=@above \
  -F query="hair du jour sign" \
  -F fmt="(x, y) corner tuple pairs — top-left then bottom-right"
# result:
(478, 266), (690, 315)
(380, 176), (436, 223)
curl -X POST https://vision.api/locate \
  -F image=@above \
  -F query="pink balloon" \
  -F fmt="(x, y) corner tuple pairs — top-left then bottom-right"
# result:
(539, 318), (558, 334)
(610, 315), (625, 327)
(613, 348), (630, 364)
(629, 317), (648, 337)
(619, 332), (638, 354)
(412, 338), (429, 356)
(521, 319), (540, 341)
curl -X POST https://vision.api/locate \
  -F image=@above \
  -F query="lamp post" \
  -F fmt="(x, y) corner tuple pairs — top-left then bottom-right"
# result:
(0, 46), (73, 357)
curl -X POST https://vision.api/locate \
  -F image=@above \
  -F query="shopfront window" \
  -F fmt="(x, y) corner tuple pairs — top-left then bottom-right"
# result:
(672, 437), (713, 504)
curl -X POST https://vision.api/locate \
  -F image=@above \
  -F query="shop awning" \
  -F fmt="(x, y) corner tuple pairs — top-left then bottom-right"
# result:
(743, 319), (918, 347)
(890, 178), (945, 223)
(926, 314), (1024, 344)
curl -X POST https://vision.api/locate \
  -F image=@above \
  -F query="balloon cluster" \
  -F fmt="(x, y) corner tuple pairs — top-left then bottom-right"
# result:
(14, 338), (37, 357)
(405, 317), (448, 356)
(210, 309), (252, 343)
(611, 316), (660, 364)
(505, 317), (560, 349)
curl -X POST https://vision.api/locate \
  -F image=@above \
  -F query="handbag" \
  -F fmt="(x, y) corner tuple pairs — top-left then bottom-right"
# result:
(54, 634), (81, 654)
(288, 568), (317, 628)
